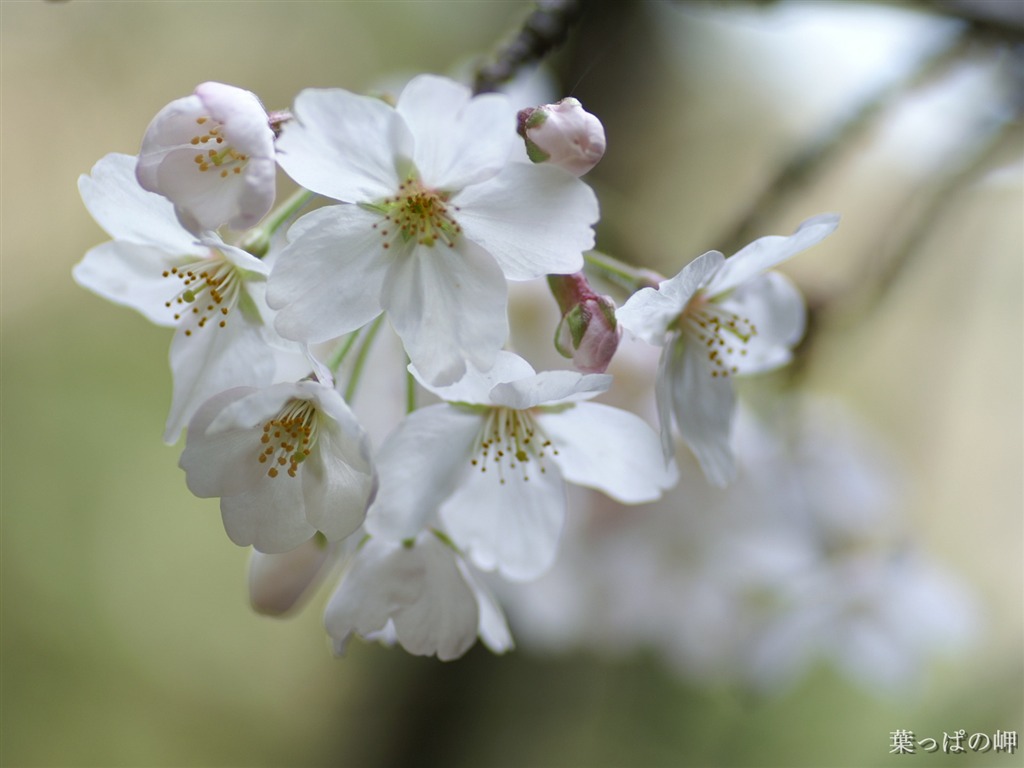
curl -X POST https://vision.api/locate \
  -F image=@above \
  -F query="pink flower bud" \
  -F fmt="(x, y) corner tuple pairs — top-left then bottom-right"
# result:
(548, 272), (621, 373)
(517, 97), (606, 177)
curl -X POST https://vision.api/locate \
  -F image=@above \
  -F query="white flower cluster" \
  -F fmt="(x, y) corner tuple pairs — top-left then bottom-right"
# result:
(73, 76), (841, 661)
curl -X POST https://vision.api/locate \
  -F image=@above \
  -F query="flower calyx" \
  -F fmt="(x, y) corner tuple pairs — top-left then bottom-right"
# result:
(548, 271), (621, 373)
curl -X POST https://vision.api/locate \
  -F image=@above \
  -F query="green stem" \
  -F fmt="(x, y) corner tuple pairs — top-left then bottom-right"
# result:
(583, 250), (663, 293)
(344, 316), (384, 403)
(431, 527), (460, 553)
(405, 365), (417, 414)
(240, 188), (316, 257)
(326, 330), (361, 374)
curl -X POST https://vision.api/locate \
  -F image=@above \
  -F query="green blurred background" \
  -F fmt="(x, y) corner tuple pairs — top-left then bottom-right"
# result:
(2, 1), (1021, 766)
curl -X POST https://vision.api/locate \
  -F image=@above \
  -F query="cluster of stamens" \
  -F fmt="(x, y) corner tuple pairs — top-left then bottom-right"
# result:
(677, 292), (758, 378)
(190, 117), (248, 179)
(371, 178), (462, 249)
(162, 255), (239, 336)
(469, 408), (557, 485)
(257, 399), (318, 479)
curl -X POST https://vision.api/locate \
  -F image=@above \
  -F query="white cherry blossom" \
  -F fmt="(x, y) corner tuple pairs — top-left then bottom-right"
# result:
(136, 81), (276, 234)
(324, 531), (512, 661)
(73, 153), (280, 443)
(268, 74), (599, 385)
(179, 378), (376, 554)
(616, 213), (839, 486)
(367, 352), (676, 581)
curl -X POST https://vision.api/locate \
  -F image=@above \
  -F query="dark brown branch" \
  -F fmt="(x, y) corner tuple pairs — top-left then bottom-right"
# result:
(472, 0), (584, 95)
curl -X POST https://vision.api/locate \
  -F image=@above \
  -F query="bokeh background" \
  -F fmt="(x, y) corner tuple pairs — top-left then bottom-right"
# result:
(2, 1), (1021, 766)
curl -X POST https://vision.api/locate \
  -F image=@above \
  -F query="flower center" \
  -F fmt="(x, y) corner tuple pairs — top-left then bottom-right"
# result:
(162, 252), (241, 337)
(469, 407), (557, 485)
(676, 291), (758, 378)
(189, 116), (248, 179)
(257, 399), (319, 479)
(369, 178), (462, 250)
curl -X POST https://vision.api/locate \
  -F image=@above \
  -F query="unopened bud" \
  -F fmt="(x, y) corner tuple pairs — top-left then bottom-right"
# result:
(548, 272), (621, 373)
(248, 534), (333, 616)
(517, 97), (606, 177)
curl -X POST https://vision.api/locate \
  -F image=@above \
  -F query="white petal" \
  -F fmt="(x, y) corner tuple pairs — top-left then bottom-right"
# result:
(80, 153), (201, 254)
(381, 238), (508, 386)
(158, 154), (270, 234)
(440, 453), (566, 582)
(719, 271), (806, 375)
(73, 241), (193, 327)
(165, 308), (273, 443)
(397, 75), (513, 190)
(325, 538), (413, 654)
(179, 387), (268, 498)
(301, 442), (374, 542)
(213, 240), (272, 278)
(366, 405), (481, 542)
(324, 534), (479, 661)
(207, 381), (306, 434)
(670, 337), (737, 487)
(414, 350), (536, 405)
(227, 154), (278, 231)
(537, 402), (677, 503)
(277, 88), (410, 202)
(458, 561), (515, 653)
(221, 472), (317, 553)
(704, 213), (839, 296)
(391, 535), (480, 660)
(616, 250), (724, 345)
(268, 205), (389, 343)
(136, 94), (204, 194)
(300, 389), (376, 542)
(454, 162), (597, 280)
(195, 81), (274, 158)
(654, 340), (676, 462)
(489, 370), (611, 410)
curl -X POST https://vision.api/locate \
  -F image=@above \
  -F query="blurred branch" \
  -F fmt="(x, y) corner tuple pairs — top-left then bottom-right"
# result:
(789, 54), (1023, 384)
(922, 0), (1024, 35)
(737, 0), (1024, 38)
(472, 0), (584, 95)
(861, 113), (1021, 313)
(715, 28), (969, 257)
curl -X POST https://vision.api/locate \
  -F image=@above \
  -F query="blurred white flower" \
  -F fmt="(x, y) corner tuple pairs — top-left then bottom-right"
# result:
(368, 352), (676, 581)
(268, 74), (599, 385)
(501, 398), (976, 694)
(616, 213), (839, 486)
(136, 81), (276, 234)
(179, 378), (376, 553)
(73, 153), (279, 443)
(750, 549), (978, 693)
